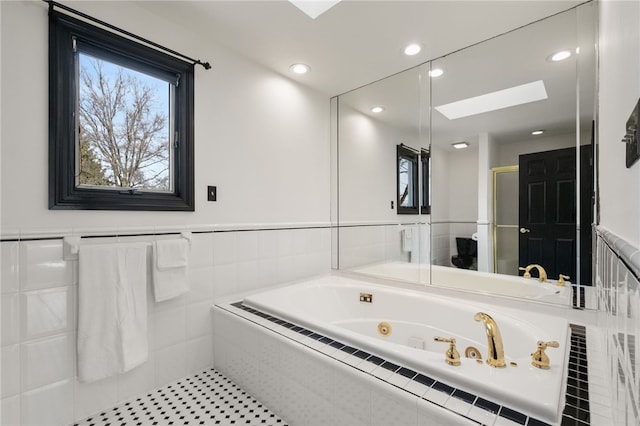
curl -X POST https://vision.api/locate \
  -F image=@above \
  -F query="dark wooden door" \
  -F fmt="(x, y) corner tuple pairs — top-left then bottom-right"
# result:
(518, 145), (592, 284)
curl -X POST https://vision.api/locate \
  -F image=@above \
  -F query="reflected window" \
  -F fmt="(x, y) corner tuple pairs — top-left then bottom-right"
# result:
(397, 144), (419, 214)
(421, 149), (431, 214)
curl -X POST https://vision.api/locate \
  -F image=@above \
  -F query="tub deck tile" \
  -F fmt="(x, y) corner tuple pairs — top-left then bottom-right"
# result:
(467, 405), (498, 425)
(317, 343), (342, 357)
(404, 379), (431, 398)
(422, 387), (451, 406)
(386, 371), (413, 389)
(371, 364), (397, 381)
(356, 359), (383, 374)
(494, 414), (526, 426)
(342, 353), (368, 368)
(444, 394), (473, 417)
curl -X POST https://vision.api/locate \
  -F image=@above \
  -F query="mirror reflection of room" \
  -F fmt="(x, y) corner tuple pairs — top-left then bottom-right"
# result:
(336, 2), (596, 308)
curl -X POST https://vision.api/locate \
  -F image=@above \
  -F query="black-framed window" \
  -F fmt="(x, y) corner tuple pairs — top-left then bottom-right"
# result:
(421, 149), (431, 214)
(396, 144), (419, 214)
(49, 10), (194, 211)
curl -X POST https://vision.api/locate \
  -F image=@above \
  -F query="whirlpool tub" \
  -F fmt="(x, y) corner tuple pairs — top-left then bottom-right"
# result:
(215, 274), (570, 425)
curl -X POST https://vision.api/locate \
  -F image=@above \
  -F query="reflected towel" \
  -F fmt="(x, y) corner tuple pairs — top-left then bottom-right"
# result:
(78, 243), (148, 383)
(401, 228), (413, 252)
(152, 238), (190, 302)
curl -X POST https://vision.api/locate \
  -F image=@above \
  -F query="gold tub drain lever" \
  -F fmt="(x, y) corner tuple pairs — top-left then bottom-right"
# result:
(434, 337), (461, 366)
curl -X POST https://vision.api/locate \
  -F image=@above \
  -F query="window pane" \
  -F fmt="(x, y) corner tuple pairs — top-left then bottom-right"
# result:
(77, 53), (173, 192)
(399, 158), (414, 207)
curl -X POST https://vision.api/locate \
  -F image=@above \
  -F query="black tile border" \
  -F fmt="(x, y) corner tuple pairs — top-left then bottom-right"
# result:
(561, 324), (591, 425)
(226, 301), (576, 426)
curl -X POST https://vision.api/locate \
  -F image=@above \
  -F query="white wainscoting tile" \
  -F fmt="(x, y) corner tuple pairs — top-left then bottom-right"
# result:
(1, 293), (20, 346)
(211, 263), (238, 299)
(19, 241), (73, 291)
(186, 336), (213, 374)
(155, 342), (187, 387)
(236, 231), (259, 262)
(22, 379), (73, 426)
(1, 344), (21, 398)
(73, 375), (118, 422)
(116, 354), (156, 402)
(188, 233), (214, 268)
(186, 300), (213, 340)
(1, 242), (19, 293)
(236, 260), (261, 293)
(154, 306), (186, 350)
(21, 287), (71, 340)
(212, 232), (237, 266)
(1, 395), (21, 426)
(186, 266), (213, 304)
(21, 333), (73, 392)
(258, 258), (278, 287)
(258, 230), (279, 260)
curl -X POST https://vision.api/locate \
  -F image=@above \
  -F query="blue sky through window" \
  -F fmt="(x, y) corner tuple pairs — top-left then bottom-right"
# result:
(78, 52), (172, 191)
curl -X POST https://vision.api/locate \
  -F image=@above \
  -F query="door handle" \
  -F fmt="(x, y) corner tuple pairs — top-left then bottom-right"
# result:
(520, 228), (531, 234)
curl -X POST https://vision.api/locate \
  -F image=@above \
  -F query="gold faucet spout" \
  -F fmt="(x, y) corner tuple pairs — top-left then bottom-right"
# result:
(520, 264), (547, 282)
(474, 312), (506, 368)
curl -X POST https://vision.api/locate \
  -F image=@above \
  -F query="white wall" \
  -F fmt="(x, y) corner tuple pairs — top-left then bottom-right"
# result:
(446, 146), (479, 223)
(338, 103), (420, 224)
(0, 1), (330, 235)
(598, 0), (640, 247)
(497, 133), (577, 166)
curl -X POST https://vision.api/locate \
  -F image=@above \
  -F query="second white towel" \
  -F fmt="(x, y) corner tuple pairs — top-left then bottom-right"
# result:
(152, 238), (190, 302)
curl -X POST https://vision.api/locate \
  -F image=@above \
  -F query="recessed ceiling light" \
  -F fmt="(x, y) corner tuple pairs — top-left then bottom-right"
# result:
(434, 80), (548, 120)
(371, 106), (385, 113)
(531, 130), (545, 135)
(549, 50), (572, 62)
(404, 43), (422, 56)
(452, 142), (469, 149)
(429, 68), (444, 78)
(290, 63), (310, 74)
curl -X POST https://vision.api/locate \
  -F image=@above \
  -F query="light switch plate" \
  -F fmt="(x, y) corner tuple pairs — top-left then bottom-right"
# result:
(207, 186), (217, 201)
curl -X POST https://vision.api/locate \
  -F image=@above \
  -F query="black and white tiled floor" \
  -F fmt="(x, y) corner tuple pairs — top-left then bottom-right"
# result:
(73, 369), (287, 426)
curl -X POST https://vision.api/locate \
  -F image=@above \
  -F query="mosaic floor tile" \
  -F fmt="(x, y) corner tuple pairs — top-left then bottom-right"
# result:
(73, 369), (287, 426)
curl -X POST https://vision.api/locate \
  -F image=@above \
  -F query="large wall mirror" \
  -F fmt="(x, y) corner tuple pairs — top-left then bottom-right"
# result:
(334, 2), (596, 308)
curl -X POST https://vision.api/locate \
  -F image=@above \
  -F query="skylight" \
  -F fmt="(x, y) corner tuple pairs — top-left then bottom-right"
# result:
(434, 80), (548, 120)
(288, 0), (342, 19)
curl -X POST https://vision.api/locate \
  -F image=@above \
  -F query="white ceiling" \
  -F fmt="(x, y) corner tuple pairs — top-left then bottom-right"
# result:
(139, 0), (585, 97)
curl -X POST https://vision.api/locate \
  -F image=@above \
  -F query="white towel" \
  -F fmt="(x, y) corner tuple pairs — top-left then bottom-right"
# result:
(77, 243), (148, 383)
(401, 228), (413, 252)
(152, 239), (190, 302)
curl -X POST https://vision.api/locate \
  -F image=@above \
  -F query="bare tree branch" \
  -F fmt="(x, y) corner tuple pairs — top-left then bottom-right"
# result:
(78, 57), (170, 190)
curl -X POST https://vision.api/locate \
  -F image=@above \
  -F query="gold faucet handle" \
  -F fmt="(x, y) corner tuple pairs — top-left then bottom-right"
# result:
(518, 267), (531, 278)
(531, 340), (559, 369)
(434, 337), (461, 366)
(557, 274), (570, 286)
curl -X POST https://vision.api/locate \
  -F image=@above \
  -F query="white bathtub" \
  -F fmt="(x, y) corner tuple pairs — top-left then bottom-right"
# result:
(242, 275), (570, 424)
(351, 261), (573, 305)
